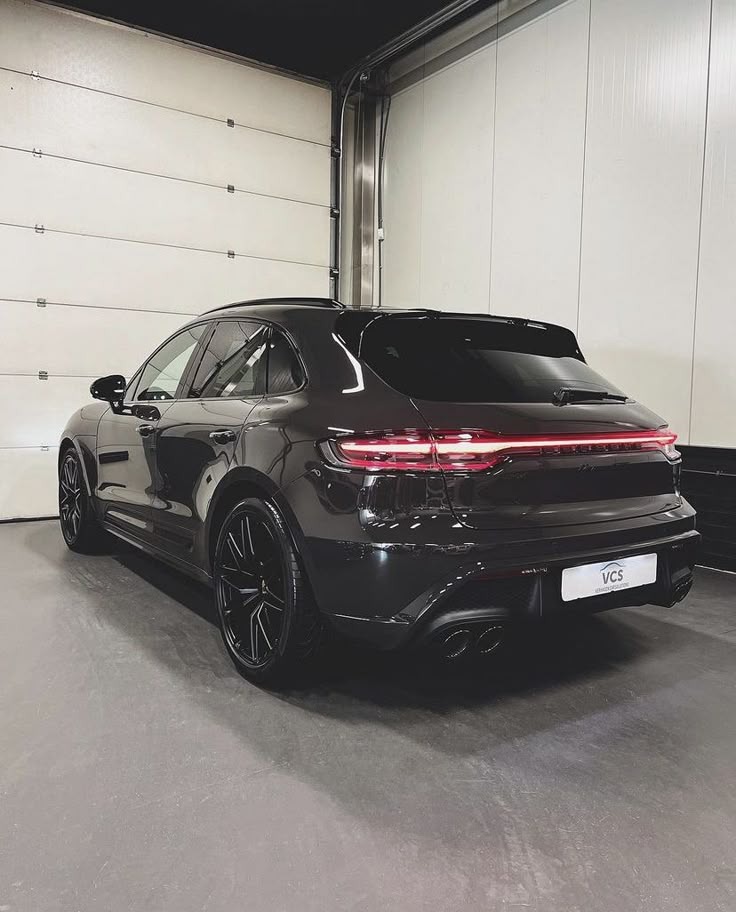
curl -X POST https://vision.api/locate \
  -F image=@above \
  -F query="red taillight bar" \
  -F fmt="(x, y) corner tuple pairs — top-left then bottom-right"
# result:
(327, 429), (678, 472)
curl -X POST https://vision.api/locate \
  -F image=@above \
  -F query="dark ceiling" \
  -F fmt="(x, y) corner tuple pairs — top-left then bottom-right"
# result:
(55, 0), (476, 82)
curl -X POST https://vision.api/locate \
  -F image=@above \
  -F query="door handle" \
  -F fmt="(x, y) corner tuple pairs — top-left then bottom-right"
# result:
(209, 429), (237, 444)
(137, 424), (155, 437)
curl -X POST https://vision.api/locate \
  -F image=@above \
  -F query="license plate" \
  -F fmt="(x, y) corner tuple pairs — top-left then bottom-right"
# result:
(561, 553), (657, 602)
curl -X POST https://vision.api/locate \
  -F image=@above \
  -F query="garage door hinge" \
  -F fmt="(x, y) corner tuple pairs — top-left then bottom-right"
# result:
(36, 297), (46, 307)
(32, 147), (42, 158)
(227, 184), (235, 194)
(38, 370), (48, 380)
(227, 249), (235, 259)
(330, 267), (339, 279)
(31, 70), (40, 80)
(41, 445), (49, 451)
(330, 207), (340, 218)
(34, 224), (45, 234)
(227, 118), (235, 128)
(331, 143), (341, 158)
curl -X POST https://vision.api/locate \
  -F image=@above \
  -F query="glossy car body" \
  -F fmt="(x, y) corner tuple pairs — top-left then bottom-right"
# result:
(60, 299), (698, 655)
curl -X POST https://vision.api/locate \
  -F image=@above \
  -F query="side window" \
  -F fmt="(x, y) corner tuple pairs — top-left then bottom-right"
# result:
(267, 329), (305, 395)
(189, 320), (269, 399)
(134, 324), (206, 402)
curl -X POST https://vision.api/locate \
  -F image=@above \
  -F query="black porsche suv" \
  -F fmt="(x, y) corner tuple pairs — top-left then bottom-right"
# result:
(59, 299), (698, 682)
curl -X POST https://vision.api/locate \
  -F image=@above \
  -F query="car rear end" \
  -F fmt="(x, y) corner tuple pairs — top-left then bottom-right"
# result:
(292, 309), (698, 654)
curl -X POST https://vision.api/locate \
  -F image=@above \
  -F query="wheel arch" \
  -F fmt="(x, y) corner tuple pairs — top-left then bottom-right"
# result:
(59, 436), (95, 496)
(204, 467), (310, 578)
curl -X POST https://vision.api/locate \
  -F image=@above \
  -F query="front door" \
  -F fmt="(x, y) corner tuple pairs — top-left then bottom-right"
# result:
(150, 319), (270, 562)
(96, 322), (207, 541)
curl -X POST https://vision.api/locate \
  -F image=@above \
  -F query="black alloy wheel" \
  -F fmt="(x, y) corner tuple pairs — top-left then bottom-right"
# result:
(59, 452), (83, 541)
(214, 498), (321, 684)
(59, 449), (102, 553)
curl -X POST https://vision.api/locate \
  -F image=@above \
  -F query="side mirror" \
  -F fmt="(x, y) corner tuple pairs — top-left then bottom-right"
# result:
(90, 374), (126, 404)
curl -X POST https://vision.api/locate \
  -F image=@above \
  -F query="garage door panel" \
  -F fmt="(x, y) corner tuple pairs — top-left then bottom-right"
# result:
(0, 0), (330, 145)
(0, 376), (94, 448)
(0, 226), (328, 313)
(0, 71), (330, 206)
(0, 300), (187, 377)
(0, 446), (59, 519)
(0, 148), (330, 266)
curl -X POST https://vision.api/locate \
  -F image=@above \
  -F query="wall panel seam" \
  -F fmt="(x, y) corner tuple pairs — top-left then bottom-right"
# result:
(574, 0), (593, 337)
(0, 298), (198, 317)
(0, 222), (330, 270)
(487, 4), (500, 315)
(0, 67), (331, 149)
(0, 145), (329, 209)
(0, 372), (100, 378)
(687, 0), (715, 446)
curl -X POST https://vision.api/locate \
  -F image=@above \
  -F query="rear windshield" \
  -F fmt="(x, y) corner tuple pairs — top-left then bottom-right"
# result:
(337, 313), (624, 404)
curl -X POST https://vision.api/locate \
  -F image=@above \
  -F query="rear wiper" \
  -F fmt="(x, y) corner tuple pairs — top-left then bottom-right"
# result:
(553, 386), (628, 406)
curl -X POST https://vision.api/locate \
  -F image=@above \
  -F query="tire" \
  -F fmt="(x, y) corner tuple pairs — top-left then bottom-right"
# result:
(213, 498), (322, 685)
(58, 447), (104, 553)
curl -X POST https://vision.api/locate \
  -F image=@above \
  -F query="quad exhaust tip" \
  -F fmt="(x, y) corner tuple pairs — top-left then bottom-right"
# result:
(439, 624), (505, 660)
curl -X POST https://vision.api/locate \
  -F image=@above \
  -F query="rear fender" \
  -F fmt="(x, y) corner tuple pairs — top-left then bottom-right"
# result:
(202, 466), (312, 578)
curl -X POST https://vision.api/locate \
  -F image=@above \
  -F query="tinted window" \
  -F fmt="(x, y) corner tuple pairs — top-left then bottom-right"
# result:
(343, 315), (624, 403)
(267, 330), (304, 395)
(134, 324), (206, 401)
(189, 320), (268, 399)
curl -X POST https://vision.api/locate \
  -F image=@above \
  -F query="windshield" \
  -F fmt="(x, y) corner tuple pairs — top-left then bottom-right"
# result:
(337, 313), (625, 404)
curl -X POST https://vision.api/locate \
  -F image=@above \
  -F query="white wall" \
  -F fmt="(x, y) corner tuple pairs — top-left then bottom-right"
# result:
(383, 0), (732, 448)
(691, 0), (736, 447)
(0, 0), (331, 519)
(384, 47), (497, 312)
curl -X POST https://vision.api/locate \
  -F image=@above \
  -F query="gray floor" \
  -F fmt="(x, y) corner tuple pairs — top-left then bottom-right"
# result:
(1, 521), (735, 912)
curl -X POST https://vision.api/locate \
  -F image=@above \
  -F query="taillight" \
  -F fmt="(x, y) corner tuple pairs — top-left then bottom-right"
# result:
(324, 428), (679, 472)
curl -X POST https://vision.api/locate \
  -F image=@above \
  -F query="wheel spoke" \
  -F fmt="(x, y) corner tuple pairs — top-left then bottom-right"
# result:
(221, 575), (259, 599)
(244, 516), (255, 558)
(250, 609), (260, 663)
(227, 531), (244, 561)
(257, 608), (273, 651)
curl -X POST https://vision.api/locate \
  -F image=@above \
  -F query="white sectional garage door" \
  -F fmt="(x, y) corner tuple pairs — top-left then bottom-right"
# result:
(0, 0), (331, 519)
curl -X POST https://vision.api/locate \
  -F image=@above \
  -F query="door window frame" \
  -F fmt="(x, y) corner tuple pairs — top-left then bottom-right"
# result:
(264, 325), (308, 397)
(178, 317), (268, 402)
(124, 316), (309, 405)
(179, 317), (308, 402)
(124, 320), (215, 404)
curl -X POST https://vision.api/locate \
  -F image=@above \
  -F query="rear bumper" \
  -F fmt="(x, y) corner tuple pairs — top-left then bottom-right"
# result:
(307, 510), (699, 650)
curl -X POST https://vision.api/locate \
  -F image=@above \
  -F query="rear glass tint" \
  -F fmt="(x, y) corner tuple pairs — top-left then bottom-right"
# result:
(337, 313), (624, 404)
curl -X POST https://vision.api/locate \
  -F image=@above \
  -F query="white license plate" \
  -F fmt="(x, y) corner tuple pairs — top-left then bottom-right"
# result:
(561, 553), (658, 602)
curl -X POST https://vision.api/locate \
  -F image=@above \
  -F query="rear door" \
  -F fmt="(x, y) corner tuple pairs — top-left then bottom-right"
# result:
(357, 314), (681, 531)
(150, 319), (269, 561)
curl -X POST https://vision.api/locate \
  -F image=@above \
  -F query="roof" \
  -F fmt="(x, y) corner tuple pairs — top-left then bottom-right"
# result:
(204, 297), (344, 315)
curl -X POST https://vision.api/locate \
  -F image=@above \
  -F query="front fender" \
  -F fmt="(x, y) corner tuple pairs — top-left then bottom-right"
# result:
(59, 402), (108, 496)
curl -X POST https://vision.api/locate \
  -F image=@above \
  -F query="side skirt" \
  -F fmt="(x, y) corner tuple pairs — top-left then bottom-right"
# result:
(102, 521), (213, 587)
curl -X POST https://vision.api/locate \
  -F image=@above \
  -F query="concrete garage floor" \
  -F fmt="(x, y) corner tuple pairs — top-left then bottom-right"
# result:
(1, 521), (735, 912)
